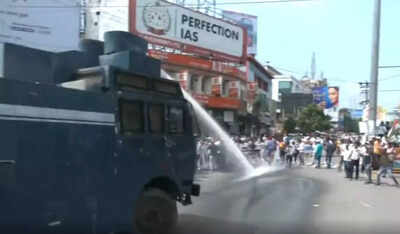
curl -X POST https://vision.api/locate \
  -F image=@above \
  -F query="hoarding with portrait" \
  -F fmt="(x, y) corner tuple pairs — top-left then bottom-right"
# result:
(312, 86), (339, 109)
(312, 86), (339, 121)
(222, 10), (257, 55)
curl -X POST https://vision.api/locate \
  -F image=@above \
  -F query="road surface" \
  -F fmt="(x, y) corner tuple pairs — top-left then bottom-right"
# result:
(175, 165), (400, 234)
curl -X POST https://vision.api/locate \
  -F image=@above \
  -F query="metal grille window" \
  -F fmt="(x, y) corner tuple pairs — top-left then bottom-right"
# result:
(149, 104), (164, 134)
(167, 106), (184, 134)
(120, 100), (144, 134)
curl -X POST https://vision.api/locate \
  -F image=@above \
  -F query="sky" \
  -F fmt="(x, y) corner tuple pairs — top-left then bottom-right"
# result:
(204, 0), (400, 111)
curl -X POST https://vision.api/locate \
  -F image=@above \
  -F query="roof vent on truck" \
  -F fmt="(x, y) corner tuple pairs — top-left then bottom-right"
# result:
(103, 31), (148, 55)
(100, 31), (160, 78)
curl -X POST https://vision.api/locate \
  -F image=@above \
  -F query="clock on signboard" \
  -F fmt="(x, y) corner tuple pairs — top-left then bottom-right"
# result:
(143, 0), (171, 36)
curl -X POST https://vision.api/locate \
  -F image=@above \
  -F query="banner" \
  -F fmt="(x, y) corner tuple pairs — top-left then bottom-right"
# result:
(313, 86), (339, 122)
(312, 86), (327, 107)
(130, 0), (246, 62)
(0, 0), (80, 52)
(327, 86), (339, 108)
(312, 86), (339, 109)
(222, 10), (257, 55)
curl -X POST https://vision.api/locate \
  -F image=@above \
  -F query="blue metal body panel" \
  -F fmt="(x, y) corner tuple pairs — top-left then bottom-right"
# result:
(0, 75), (197, 234)
(0, 37), (198, 233)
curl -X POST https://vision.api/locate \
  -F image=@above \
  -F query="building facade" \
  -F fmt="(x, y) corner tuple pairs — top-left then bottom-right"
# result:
(246, 57), (276, 136)
(149, 50), (248, 135)
(271, 75), (311, 102)
(80, 0), (278, 136)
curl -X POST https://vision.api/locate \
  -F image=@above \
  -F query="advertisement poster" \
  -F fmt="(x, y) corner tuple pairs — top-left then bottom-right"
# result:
(0, 0), (80, 52)
(312, 86), (339, 109)
(131, 0), (246, 61)
(222, 10), (257, 55)
(313, 86), (340, 121)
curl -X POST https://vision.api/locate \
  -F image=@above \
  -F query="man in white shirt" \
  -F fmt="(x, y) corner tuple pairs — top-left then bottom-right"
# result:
(343, 142), (353, 179)
(350, 142), (361, 180)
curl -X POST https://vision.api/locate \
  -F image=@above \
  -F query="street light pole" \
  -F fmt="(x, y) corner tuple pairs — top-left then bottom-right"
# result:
(369, 0), (382, 136)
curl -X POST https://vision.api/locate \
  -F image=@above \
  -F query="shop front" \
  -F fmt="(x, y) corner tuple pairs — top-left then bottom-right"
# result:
(148, 50), (248, 135)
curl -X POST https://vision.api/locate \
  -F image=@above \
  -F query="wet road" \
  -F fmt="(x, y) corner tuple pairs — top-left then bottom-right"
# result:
(175, 166), (400, 234)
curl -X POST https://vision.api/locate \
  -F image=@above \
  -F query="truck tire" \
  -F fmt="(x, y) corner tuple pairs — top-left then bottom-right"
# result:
(134, 188), (178, 234)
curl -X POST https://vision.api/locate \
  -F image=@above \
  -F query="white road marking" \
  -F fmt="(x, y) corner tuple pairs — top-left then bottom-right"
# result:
(360, 201), (372, 208)
(312, 204), (320, 207)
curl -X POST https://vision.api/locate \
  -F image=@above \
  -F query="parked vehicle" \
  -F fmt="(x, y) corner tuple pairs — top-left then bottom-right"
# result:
(0, 31), (200, 234)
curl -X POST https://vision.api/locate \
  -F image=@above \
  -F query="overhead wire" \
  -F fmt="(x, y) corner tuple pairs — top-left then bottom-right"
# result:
(379, 73), (400, 81)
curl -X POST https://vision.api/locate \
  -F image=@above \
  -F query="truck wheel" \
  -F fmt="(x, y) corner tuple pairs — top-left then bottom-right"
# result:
(134, 188), (178, 234)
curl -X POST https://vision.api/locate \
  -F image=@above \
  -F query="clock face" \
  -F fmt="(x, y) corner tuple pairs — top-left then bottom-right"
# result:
(143, 2), (171, 32)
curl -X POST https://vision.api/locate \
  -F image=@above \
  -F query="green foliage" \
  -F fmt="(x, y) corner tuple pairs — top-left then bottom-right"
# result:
(297, 104), (332, 133)
(283, 116), (297, 134)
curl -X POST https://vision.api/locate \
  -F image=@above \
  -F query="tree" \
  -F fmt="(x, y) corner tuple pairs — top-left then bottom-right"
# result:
(297, 104), (332, 134)
(283, 116), (297, 134)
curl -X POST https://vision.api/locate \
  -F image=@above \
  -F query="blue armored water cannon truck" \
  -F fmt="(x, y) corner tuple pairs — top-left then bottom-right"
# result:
(0, 31), (200, 234)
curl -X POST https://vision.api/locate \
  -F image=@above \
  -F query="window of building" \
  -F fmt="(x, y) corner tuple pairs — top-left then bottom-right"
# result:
(222, 79), (230, 97)
(167, 106), (184, 134)
(240, 82), (246, 100)
(149, 104), (164, 134)
(202, 76), (212, 94)
(119, 100), (144, 135)
(190, 74), (199, 93)
(279, 81), (293, 94)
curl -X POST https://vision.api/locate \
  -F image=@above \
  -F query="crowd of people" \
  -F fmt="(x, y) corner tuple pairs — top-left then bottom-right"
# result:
(337, 136), (400, 186)
(196, 133), (400, 187)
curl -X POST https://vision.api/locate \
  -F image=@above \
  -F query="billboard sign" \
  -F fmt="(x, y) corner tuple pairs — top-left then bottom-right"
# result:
(313, 86), (339, 122)
(222, 10), (257, 55)
(130, 0), (247, 62)
(327, 86), (339, 108)
(0, 0), (80, 52)
(312, 86), (339, 109)
(312, 86), (327, 107)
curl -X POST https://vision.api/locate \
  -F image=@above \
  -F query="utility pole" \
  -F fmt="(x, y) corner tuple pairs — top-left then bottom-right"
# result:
(359, 81), (370, 106)
(369, 0), (382, 136)
(359, 81), (370, 136)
